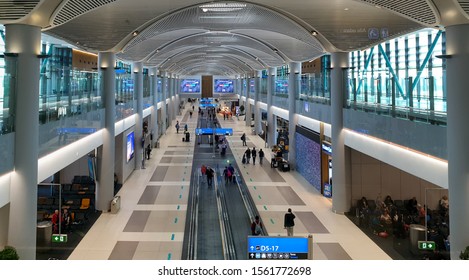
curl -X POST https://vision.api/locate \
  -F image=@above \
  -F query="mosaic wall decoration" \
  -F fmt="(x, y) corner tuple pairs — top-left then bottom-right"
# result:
(295, 132), (321, 192)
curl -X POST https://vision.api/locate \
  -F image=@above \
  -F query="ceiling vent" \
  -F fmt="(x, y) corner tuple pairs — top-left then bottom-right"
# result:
(53, 0), (117, 26)
(0, 0), (40, 21)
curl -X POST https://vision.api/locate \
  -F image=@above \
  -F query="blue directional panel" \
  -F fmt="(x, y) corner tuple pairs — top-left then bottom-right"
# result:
(247, 236), (309, 260)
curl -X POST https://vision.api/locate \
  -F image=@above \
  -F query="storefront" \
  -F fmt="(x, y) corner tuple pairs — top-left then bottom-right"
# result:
(321, 140), (332, 198)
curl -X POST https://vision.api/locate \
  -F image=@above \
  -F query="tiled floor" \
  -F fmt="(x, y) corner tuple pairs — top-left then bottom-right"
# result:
(67, 101), (391, 260)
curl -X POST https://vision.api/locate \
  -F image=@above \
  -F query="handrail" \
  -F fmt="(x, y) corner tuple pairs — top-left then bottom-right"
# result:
(215, 168), (237, 259)
(186, 168), (199, 259)
(234, 170), (268, 236)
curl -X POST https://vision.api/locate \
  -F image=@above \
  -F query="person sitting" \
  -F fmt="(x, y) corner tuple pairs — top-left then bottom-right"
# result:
(407, 196), (418, 214)
(384, 195), (394, 208)
(358, 197), (369, 227)
(439, 195), (449, 216)
(380, 209), (393, 233)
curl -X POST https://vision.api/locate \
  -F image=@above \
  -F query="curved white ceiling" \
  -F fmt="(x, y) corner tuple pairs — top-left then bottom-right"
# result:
(2, 0), (465, 76)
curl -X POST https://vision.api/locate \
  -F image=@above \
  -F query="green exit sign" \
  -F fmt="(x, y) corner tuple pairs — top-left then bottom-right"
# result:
(52, 234), (68, 243)
(418, 241), (436, 250)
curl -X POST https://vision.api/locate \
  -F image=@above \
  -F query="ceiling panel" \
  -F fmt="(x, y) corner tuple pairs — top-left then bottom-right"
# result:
(0, 0), (40, 21)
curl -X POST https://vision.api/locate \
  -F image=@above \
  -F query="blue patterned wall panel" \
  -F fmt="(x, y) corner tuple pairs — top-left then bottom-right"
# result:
(295, 132), (321, 192)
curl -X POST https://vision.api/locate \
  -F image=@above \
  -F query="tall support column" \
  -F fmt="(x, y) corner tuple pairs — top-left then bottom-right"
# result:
(96, 52), (116, 212)
(267, 67), (276, 147)
(254, 70), (262, 135)
(331, 52), (350, 214)
(446, 24), (469, 260)
(288, 62), (301, 169)
(150, 68), (159, 147)
(133, 62), (144, 170)
(245, 74), (252, 127)
(174, 74), (179, 117)
(6, 24), (41, 260)
(161, 71), (168, 134)
(168, 74), (174, 123)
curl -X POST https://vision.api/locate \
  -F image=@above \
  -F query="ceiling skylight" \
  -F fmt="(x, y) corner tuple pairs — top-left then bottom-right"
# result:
(199, 3), (247, 12)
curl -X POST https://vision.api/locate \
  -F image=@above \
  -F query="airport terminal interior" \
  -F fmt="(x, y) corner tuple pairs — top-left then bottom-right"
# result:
(0, 0), (468, 260)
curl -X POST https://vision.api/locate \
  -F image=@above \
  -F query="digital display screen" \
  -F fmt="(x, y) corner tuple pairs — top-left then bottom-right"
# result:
(180, 79), (200, 93)
(249, 79), (255, 93)
(214, 79), (234, 93)
(126, 131), (135, 162)
(275, 79), (288, 93)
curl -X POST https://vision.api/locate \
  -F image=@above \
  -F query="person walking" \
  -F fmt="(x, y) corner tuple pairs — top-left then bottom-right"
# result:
(228, 164), (235, 183)
(201, 165), (207, 182)
(245, 147), (251, 164)
(251, 147), (257, 165)
(241, 133), (247, 146)
(206, 166), (214, 188)
(251, 215), (263, 236)
(259, 148), (265, 165)
(184, 123), (188, 132)
(284, 208), (296, 236)
(189, 111), (193, 118)
(175, 120), (180, 134)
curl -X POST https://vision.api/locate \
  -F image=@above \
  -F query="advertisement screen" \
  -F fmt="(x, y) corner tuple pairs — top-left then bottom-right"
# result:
(126, 131), (135, 162)
(275, 79), (288, 93)
(214, 79), (234, 93)
(180, 79), (200, 93)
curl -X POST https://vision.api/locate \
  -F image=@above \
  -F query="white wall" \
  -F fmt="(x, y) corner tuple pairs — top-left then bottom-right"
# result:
(59, 154), (90, 184)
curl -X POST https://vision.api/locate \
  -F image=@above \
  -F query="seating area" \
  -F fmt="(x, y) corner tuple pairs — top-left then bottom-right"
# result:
(350, 195), (450, 260)
(37, 176), (96, 226)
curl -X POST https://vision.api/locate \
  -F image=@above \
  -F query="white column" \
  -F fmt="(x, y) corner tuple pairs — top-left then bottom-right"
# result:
(5, 24), (41, 260)
(174, 74), (179, 117)
(267, 67), (276, 147)
(288, 62), (301, 169)
(254, 70), (262, 135)
(96, 52), (116, 212)
(330, 52), (350, 214)
(161, 71), (168, 134)
(245, 74), (252, 127)
(150, 68), (159, 147)
(446, 24), (469, 260)
(133, 62), (144, 169)
(168, 73), (174, 123)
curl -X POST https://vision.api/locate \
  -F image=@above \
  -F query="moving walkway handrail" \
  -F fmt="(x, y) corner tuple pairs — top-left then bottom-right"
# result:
(186, 170), (199, 259)
(215, 168), (237, 259)
(234, 171), (268, 236)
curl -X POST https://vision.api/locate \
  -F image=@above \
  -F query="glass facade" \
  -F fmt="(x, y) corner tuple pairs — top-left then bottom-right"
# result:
(0, 31), (16, 134)
(348, 28), (446, 124)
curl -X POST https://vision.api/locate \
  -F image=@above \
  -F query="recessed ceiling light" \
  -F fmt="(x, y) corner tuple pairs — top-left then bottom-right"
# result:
(344, 8), (349, 11)
(311, 30), (318, 36)
(132, 31), (139, 37)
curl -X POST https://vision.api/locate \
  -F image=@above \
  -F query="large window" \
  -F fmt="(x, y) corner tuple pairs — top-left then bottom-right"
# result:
(348, 28), (446, 124)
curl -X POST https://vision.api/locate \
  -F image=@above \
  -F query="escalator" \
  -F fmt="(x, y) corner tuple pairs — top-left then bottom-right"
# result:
(182, 105), (264, 260)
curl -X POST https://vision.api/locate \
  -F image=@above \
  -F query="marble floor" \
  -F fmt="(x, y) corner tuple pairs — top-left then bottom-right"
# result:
(67, 102), (391, 260)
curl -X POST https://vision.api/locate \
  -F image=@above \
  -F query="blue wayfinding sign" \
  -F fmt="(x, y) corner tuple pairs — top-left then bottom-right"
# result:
(248, 236), (309, 260)
(195, 128), (213, 135)
(195, 128), (233, 136)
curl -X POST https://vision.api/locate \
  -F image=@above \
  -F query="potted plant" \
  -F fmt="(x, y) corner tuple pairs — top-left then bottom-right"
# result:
(0, 246), (19, 260)
(460, 246), (469, 260)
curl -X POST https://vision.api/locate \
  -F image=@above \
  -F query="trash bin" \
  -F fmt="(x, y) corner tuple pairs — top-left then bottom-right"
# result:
(37, 221), (52, 246)
(111, 196), (121, 214)
(409, 224), (426, 255)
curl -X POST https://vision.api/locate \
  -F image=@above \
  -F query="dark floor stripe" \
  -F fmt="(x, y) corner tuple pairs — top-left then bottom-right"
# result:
(318, 243), (351, 260)
(138, 186), (161, 204)
(151, 166), (169, 181)
(277, 186), (306, 205)
(296, 211), (329, 233)
(108, 241), (139, 260)
(123, 211), (151, 232)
